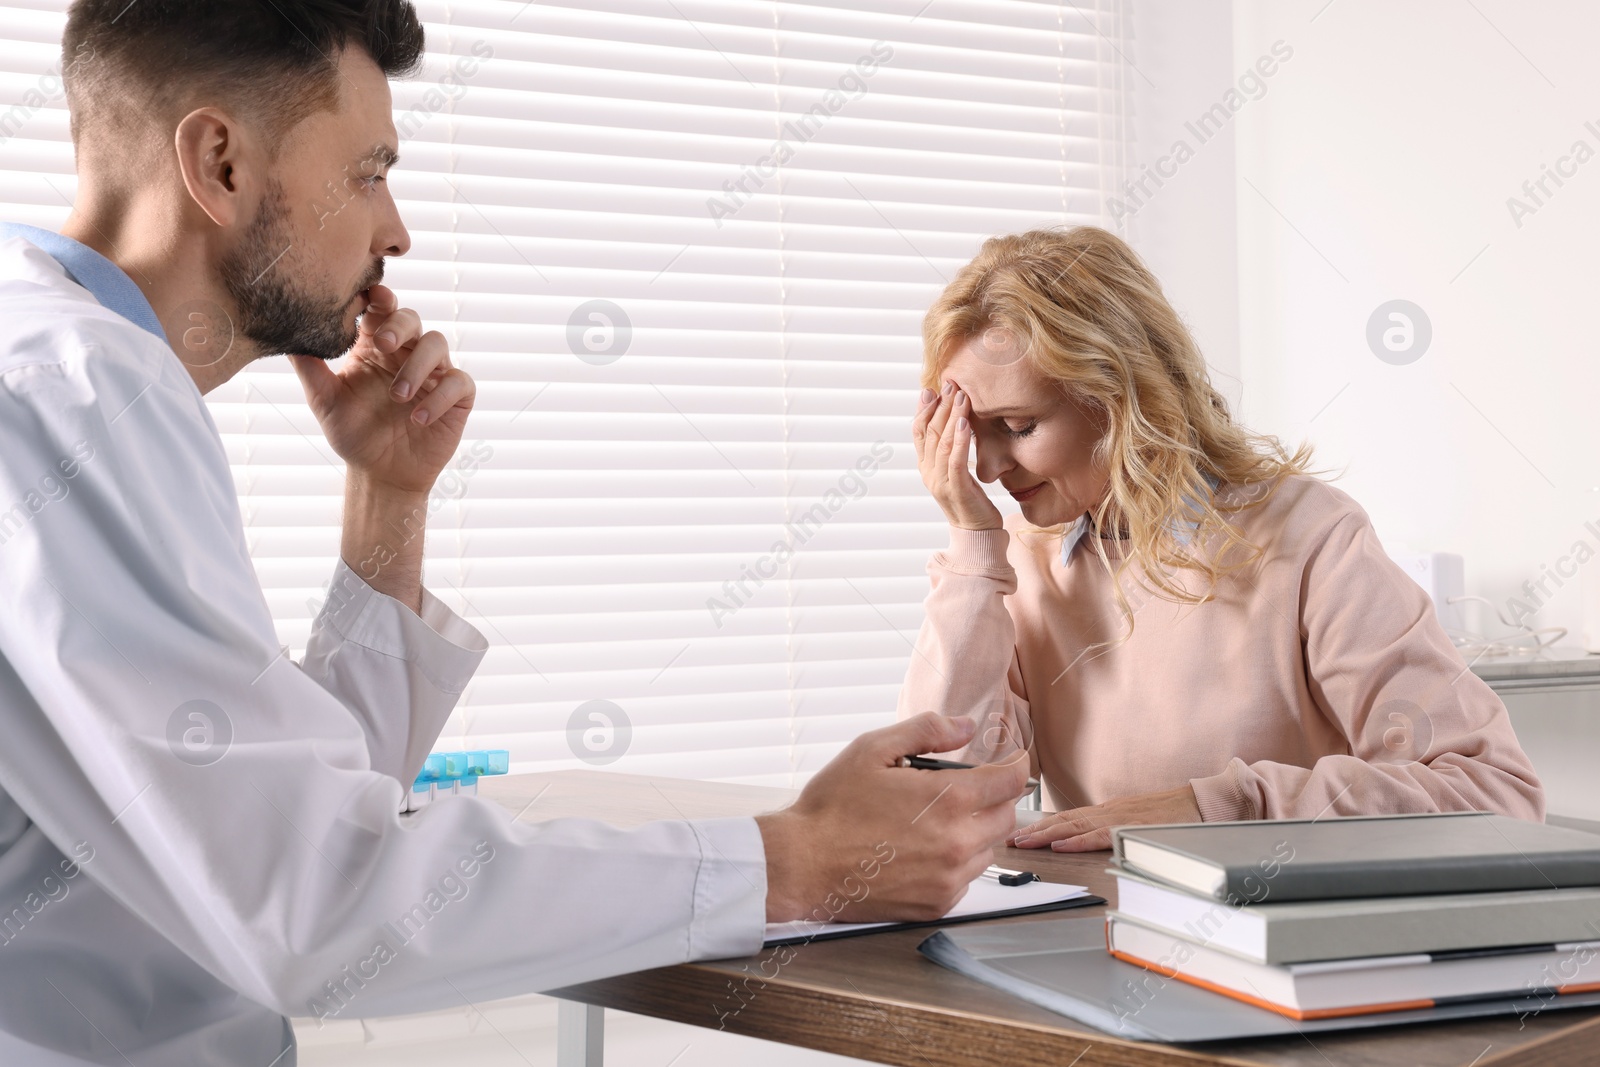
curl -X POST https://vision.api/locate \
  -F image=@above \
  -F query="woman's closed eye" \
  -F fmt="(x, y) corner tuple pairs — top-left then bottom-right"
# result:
(1001, 418), (1038, 439)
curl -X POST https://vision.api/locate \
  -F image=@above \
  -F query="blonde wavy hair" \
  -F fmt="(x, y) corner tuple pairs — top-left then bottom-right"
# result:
(922, 226), (1317, 630)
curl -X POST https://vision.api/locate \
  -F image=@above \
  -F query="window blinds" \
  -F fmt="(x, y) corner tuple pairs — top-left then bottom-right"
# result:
(0, 0), (1131, 787)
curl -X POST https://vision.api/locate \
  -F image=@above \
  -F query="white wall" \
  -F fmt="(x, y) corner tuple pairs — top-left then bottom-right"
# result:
(1128, 0), (1245, 411)
(1230, 0), (1600, 645)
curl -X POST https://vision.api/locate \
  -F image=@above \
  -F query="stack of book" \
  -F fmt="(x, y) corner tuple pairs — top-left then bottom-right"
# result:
(1106, 812), (1600, 1020)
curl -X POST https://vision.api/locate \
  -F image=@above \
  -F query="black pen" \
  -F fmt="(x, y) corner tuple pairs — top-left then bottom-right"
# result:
(897, 755), (1039, 793)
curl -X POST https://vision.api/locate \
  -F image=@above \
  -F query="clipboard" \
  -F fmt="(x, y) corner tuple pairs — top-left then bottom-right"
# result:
(764, 876), (1103, 946)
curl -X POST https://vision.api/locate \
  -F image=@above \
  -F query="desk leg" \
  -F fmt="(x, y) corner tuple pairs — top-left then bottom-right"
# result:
(557, 999), (604, 1067)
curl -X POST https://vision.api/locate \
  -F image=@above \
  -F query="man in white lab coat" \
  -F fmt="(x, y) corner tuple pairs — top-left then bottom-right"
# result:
(0, 2), (1027, 1064)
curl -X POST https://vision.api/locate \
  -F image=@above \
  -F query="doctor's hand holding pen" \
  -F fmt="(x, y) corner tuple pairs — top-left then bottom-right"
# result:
(756, 712), (1030, 924)
(289, 283), (478, 613)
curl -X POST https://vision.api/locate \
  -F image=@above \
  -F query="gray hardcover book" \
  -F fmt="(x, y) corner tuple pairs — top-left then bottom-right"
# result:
(1111, 812), (1600, 903)
(1113, 868), (1600, 964)
(917, 917), (1600, 1043)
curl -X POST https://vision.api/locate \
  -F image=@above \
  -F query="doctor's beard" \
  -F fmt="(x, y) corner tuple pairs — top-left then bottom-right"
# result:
(218, 178), (383, 362)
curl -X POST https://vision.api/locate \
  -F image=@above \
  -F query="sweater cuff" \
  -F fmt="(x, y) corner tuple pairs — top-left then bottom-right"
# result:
(1190, 759), (1258, 822)
(935, 526), (1012, 575)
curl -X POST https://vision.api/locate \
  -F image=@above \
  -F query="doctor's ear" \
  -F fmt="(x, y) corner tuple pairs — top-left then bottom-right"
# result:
(173, 107), (257, 230)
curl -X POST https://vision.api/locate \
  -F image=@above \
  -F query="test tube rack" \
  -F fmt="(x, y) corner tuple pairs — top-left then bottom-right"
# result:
(402, 749), (511, 813)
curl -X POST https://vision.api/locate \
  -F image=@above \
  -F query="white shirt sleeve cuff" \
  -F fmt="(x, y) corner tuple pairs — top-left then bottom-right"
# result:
(315, 560), (488, 695)
(687, 816), (769, 961)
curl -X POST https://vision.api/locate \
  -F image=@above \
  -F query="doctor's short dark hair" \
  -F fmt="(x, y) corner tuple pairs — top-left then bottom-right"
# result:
(61, 0), (424, 159)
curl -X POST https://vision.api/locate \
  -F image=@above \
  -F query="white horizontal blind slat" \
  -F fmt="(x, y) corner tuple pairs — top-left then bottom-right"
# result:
(0, 0), (1129, 787)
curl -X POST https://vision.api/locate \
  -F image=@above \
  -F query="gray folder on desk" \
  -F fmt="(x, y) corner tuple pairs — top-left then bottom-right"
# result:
(918, 917), (1600, 1043)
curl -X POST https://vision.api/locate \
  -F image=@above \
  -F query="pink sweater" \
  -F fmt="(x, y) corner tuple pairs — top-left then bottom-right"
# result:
(898, 476), (1544, 823)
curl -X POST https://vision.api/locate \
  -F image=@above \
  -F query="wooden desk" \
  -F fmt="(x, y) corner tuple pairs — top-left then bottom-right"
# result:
(481, 770), (1600, 1067)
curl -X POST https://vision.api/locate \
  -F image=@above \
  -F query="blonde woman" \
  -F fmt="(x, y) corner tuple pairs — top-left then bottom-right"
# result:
(899, 227), (1543, 851)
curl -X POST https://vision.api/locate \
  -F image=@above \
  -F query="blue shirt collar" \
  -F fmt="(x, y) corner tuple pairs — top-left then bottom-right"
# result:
(1060, 514), (1091, 565)
(1060, 471), (1222, 567)
(0, 222), (169, 346)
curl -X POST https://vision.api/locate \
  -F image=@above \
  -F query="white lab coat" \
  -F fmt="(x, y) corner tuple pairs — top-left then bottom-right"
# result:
(0, 230), (767, 1066)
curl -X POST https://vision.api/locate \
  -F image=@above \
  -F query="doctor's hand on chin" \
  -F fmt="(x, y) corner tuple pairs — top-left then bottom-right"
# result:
(288, 283), (477, 494)
(287, 283), (477, 613)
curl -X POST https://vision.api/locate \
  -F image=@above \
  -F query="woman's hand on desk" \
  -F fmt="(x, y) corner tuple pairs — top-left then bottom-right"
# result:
(1008, 785), (1202, 852)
